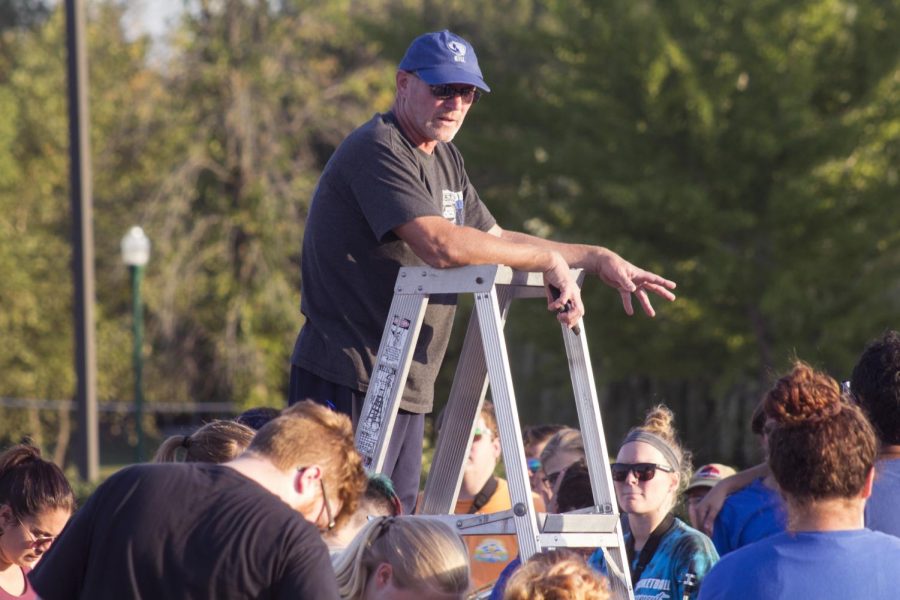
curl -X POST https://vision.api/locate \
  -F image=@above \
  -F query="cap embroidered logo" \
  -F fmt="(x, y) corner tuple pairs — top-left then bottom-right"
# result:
(447, 40), (467, 62)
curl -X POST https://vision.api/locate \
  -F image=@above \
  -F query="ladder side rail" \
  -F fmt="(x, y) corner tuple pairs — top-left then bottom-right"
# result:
(421, 285), (516, 514)
(474, 287), (541, 560)
(559, 323), (635, 599)
(420, 309), (488, 514)
(355, 291), (429, 472)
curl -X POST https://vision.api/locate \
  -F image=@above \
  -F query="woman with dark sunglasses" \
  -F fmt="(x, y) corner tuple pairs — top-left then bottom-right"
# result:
(0, 444), (75, 600)
(590, 405), (717, 600)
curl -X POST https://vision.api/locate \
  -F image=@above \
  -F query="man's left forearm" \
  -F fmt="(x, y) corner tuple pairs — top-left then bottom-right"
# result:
(493, 227), (606, 273)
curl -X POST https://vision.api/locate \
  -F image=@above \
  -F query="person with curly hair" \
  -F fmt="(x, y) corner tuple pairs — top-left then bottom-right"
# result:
(699, 362), (900, 599)
(503, 549), (608, 600)
(0, 444), (74, 600)
(590, 405), (717, 600)
(694, 331), (900, 540)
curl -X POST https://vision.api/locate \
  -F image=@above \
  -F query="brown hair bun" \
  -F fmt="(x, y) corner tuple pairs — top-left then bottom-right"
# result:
(764, 362), (843, 427)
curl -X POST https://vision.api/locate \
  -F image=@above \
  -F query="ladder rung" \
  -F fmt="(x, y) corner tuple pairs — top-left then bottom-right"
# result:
(539, 532), (623, 549)
(416, 511), (623, 538)
(541, 513), (620, 534)
(417, 513), (518, 536)
(394, 264), (550, 296)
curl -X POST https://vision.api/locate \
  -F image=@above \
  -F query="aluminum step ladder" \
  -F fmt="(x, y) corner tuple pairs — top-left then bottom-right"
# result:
(355, 264), (634, 600)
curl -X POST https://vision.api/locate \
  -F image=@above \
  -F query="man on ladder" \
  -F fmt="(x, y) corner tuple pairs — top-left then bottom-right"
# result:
(288, 28), (677, 514)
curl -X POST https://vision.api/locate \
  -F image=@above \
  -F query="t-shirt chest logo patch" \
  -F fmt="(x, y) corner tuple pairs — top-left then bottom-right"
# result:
(472, 538), (510, 563)
(441, 189), (464, 225)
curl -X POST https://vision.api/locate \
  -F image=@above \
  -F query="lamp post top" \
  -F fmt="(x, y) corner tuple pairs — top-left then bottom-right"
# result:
(121, 226), (150, 267)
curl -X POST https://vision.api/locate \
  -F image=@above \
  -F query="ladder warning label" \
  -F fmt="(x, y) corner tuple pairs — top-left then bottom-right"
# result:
(359, 314), (408, 459)
(358, 364), (396, 456)
(384, 316), (411, 365)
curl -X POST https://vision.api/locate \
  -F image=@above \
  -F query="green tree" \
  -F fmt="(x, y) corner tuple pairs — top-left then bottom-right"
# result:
(136, 0), (396, 409)
(506, 1), (897, 463)
(375, 0), (900, 464)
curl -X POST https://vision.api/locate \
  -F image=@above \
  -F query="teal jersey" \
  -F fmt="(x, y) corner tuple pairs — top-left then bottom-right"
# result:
(591, 517), (718, 600)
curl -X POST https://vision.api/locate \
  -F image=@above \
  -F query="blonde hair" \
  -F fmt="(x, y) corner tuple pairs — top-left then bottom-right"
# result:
(332, 516), (470, 600)
(540, 428), (584, 465)
(623, 405), (693, 499)
(153, 420), (255, 464)
(249, 400), (366, 529)
(503, 550), (609, 600)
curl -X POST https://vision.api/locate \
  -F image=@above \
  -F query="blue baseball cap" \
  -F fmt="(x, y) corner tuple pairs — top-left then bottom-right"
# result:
(398, 30), (491, 92)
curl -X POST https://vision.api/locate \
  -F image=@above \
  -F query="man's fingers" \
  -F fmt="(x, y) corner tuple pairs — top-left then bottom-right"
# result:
(547, 284), (572, 312)
(547, 282), (584, 329)
(641, 282), (677, 302)
(636, 288), (655, 317)
(619, 289), (635, 316)
(640, 274), (677, 290)
(703, 514), (715, 537)
(699, 504), (716, 536)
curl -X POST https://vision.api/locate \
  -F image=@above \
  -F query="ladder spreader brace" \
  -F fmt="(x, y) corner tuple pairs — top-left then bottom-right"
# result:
(355, 264), (634, 600)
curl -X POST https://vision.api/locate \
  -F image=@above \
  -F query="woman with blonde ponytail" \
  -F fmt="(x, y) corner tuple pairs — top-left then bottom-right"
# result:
(590, 405), (717, 600)
(332, 516), (469, 600)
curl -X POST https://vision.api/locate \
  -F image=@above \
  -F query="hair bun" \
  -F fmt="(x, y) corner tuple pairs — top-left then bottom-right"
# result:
(642, 405), (675, 438)
(765, 362), (843, 427)
(0, 443), (42, 473)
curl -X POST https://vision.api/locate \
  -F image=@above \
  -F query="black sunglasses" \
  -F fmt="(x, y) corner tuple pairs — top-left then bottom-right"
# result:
(412, 72), (481, 104)
(611, 462), (675, 483)
(428, 83), (481, 104)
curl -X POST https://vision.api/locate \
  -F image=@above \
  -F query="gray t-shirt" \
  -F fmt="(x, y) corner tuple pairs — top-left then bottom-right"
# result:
(292, 112), (495, 413)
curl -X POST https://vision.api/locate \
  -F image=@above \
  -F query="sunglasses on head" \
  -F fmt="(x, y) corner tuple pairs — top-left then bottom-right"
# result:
(611, 462), (675, 483)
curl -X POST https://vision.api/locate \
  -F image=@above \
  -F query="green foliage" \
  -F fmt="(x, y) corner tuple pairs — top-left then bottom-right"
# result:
(1, 0), (898, 470)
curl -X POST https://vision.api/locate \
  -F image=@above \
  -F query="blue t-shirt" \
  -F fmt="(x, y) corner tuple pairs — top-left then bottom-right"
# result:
(698, 529), (900, 600)
(866, 458), (900, 538)
(488, 556), (520, 600)
(590, 518), (718, 600)
(712, 477), (785, 556)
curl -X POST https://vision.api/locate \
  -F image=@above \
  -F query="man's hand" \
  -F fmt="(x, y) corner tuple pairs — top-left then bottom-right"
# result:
(594, 249), (677, 317)
(542, 252), (583, 329)
(696, 481), (730, 536)
(697, 462), (771, 535)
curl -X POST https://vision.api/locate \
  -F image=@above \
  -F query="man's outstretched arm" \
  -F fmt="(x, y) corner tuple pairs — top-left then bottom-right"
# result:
(394, 217), (676, 326)
(491, 226), (677, 317)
